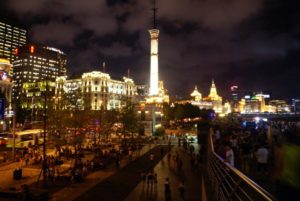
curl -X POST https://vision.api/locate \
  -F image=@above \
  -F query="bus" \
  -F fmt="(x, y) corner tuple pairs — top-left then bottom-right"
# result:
(0, 132), (9, 146)
(6, 129), (45, 148)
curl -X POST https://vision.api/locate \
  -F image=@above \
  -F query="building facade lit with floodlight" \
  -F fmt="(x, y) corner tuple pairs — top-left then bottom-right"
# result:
(55, 71), (137, 111)
(0, 58), (13, 130)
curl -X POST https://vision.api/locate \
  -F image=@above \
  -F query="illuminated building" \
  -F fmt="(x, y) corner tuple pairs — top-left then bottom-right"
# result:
(190, 86), (202, 102)
(223, 101), (232, 115)
(238, 99), (246, 113)
(0, 58), (13, 120)
(269, 100), (290, 113)
(230, 85), (238, 112)
(203, 79), (223, 113)
(12, 44), (67, 110)
(55, 71), (137, 111)
(243, 92), (271, 113)
(55, 76), (82, 110)
(0, 21), (27, 65)
(136, 84), (149, 103)
(189, 86), (212, 110)
(292, 99), (300, 113)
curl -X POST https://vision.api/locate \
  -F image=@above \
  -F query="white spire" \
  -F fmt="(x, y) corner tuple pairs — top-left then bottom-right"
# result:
(102, 62), (106, 72)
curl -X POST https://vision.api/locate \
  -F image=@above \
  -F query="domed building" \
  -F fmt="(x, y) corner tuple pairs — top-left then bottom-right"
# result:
(190, 86), (202, 102)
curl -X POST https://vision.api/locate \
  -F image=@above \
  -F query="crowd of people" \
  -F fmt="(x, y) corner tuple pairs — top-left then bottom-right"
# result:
(212, 118), (300, 200)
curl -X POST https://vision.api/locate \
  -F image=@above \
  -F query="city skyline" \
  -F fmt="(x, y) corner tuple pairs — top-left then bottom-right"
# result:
(0, 0), (299, 100)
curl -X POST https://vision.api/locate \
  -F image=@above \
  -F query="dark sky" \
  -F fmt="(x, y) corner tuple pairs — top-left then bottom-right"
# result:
(1, 0), (299, 101)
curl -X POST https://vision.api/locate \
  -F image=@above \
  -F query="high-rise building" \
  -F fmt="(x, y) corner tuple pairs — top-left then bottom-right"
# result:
(0, 21), (27, 64)
(12, 44), (67, 110)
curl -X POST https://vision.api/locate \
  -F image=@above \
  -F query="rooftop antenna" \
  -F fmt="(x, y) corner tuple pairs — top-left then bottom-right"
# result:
(152, 0), (158, 29)
(127, 68), (130, 78)
(102, 62), (106, 73)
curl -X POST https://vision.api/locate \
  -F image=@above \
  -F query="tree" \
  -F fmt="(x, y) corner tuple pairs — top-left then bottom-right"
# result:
(154, 126), (165, 136)
(164, 103), (201, 121)
(119, 102), (138, 139)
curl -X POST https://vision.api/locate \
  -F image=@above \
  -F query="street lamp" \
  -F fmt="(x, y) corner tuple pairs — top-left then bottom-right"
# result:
(42, 80), (48, 188)
(12, 104), (16, 161)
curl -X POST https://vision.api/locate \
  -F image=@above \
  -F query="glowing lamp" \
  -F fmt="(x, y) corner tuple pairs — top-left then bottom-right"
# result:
(30, 45), (35, 53)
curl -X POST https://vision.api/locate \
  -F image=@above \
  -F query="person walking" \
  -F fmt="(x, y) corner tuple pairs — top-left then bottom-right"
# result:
(225, 144), (235, 167)
(160, 147), (164, 158)
(141, 170), (147, 184)
(164, 177), (171, 201)
(178, 180), (185, 200)
(255, 143), (269, 175)
(150, 153), (155, 162)
(147, 171), (154, 185)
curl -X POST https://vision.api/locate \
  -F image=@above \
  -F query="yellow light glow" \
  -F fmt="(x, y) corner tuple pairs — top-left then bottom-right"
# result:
(149, 54), (158, 95)
(149, 29), (159, 96)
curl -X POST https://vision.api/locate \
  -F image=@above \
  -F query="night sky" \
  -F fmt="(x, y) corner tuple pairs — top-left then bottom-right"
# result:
(1, 0), (299, 101)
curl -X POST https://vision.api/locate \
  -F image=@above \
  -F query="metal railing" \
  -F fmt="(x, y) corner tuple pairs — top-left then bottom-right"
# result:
(204, 129), (276, 201)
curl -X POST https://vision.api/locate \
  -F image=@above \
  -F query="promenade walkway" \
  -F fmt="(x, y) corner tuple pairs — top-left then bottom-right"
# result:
(0, 148), (70, 191)
(74, 145), (171, 201)
(50, 144), (153, 201)
(1, 140), (203, 201)
(125, 144), (202, 201)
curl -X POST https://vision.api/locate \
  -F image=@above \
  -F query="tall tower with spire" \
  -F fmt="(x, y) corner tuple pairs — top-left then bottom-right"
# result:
(149, 0), (159, 96)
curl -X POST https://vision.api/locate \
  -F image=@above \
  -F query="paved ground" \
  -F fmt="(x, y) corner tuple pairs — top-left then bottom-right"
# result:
(1, 139), (203, 201)
(125, 144), (202, 201)
(74, 145), (171, 201)
(0, 150), (73, 191)
(50, 144), (154, 201)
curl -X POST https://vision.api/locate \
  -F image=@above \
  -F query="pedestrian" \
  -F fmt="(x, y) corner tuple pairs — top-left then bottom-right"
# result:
(160, 147), (164, 158)
(153, 172), (158, 185)
(147, 171), (154, 185)
(115, 156), (120, 168)
(164, 177), (171, 201)
(3, 151), (7, 162)
(128, 149), (133, 161)
(141, 170), (146, 183)
(21, 184), (30, 201)
(167, 153), (171, 164)
(224, 144), (235, 167)
(178, 180), (185, 200)
(91, 160), (94, 171)
(255, 143), (269, 174)
(150, 153), (154, 162)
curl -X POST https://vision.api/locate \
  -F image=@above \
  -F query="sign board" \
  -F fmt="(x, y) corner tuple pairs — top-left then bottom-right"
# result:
(0, 98), (5, 120)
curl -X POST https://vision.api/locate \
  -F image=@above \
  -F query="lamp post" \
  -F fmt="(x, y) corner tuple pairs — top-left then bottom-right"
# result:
(42, 80), (48, 188)
(12, 104), (16, 161)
